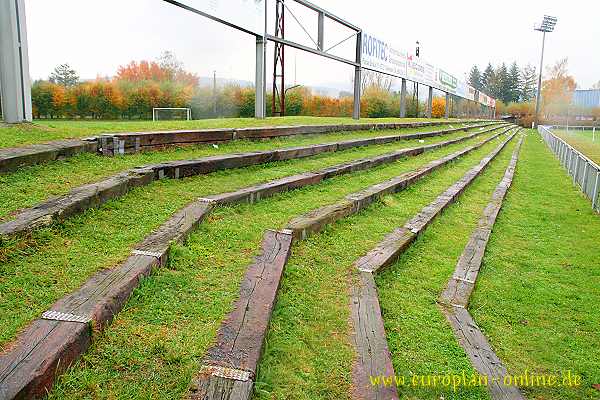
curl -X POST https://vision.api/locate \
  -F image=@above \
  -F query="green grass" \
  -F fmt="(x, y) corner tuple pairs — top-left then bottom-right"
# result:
(554, 128), (600, 164)
(375, 138), (519, 400)
(0, 123), (479, 220)
(10, 127), (596, 400)
(469, 131), (600, 400)
(45, 133), (511, 399)
(0, 131), (500, 350)
(0, 116), (460, 149)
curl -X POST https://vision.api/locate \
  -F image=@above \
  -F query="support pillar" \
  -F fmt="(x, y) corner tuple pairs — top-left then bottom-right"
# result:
(399, 78), (407, 118)
(255, 36), (267, 119)
(426, 86), (433, 118)
(445, 92), (450, 119)
(353, 32), (362, 120)
(317, 12), (325, 50)
(0, 0), (32, 123)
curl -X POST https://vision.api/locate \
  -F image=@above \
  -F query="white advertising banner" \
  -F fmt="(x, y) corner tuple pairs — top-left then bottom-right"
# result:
(436, 69), (458, 94)
(466, 86), (477, 102)
(361, 32), (407, 78)
(183, 0), (265, 35)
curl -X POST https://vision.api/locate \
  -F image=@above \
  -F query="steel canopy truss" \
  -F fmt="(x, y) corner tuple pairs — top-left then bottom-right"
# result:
(159, 0), (495, 120)
(270, 0), (361, 116)
(272, 0), (285, 116)
(1, 1), (494, 123)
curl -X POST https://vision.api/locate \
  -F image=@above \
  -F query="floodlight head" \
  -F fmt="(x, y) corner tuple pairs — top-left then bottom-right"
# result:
(535, 15), (557, 32)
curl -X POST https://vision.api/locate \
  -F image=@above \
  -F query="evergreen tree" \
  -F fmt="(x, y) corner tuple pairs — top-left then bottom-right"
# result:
(49, 64), (79, 87)
(520, 64), (537, 102)
(508, 62), (521, 103)
(469, 65), (482, 91)
(495, 63), (510, 104)
(481, 63), (495, 95)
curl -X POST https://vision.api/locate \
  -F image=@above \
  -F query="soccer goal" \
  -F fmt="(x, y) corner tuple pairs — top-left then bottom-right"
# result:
(152, 107), (192, 121)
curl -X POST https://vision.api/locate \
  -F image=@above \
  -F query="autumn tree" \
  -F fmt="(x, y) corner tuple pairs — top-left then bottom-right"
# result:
(49, 64), (79, 87)
(115, 52), (198, 118)
(541, 58), (577, 118)
(431, 97), (446, 118)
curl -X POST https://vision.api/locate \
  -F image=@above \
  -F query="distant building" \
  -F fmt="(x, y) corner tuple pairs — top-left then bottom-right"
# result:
(572, 89), (600, 109)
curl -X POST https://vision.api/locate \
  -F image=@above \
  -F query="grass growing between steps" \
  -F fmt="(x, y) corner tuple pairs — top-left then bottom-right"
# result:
(469, 132), (600, 400)
(0, 131), (503, 350)
(373, 137), (524, 400)
(46, 133), (515, 399)
(0, 122), (481, 219)
(554, 129), (600, 164)
(255, 138), (515, 400)
(0, 116), (456, 148)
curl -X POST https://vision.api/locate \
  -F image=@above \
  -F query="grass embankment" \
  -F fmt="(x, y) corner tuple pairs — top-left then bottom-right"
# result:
(0, 130), (501, 349)
(46, 132), (512, 399)
(470, 131), (600, 400)
(0, 116), (458, 148)
(0, 123), (476, 219)
(554, 129), (600, 164)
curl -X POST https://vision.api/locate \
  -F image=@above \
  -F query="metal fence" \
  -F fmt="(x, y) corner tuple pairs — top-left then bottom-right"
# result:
(539, 125), (600, 212)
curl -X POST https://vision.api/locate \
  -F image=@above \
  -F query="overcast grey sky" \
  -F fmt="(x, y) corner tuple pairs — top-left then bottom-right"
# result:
(25, 0), (599, 92)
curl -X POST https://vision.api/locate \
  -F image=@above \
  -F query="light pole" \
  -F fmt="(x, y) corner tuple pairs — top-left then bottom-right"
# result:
(534, 15), (557, 128)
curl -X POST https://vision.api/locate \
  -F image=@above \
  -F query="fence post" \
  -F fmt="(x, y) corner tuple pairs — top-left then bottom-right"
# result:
(573, 155), (579, 185)
(583, 162), (589, 193)
(593, 170), (600, 211)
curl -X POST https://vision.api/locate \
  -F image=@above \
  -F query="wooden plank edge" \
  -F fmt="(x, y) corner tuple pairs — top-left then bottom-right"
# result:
(439, 135), (524, 308)
(187, 229), (293, 400)
(98, 121), (494, 155)
(440, 306), (526, 400)
(286, 126), (516, 241)
(0, 200), (215, 400)
(0, 124), (507, 241)
(350, 270), (400, 400)
(351, 128), (519, 274)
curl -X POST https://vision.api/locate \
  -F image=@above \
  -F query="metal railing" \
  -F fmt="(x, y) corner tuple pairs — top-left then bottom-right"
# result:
(539, 125), (600, 212)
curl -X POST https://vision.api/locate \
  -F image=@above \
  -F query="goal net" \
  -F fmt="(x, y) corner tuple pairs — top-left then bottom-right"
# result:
(152, 108), (192, 121)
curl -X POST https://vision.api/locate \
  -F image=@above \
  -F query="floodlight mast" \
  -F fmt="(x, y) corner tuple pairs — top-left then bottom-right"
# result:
(533, 15), (557, 128)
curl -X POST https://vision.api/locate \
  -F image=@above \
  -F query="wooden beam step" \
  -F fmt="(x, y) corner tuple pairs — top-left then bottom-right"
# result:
(437, 136), (525, 399)
(188, 229), (293, 400)
(349, 131), (521, 399)
(0, 139), (97, 174)
(442, 307), (526, 400)
(287, 126), (515, 241)
(439, 136), (523, 308)
(355, 129), (519, 275)
(100, 120), (493, 155)
(0, 200), (214, 400)
(350, 271), (400, 400)
(0, 124), (506, 240)
(0, 127), (508, 398)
